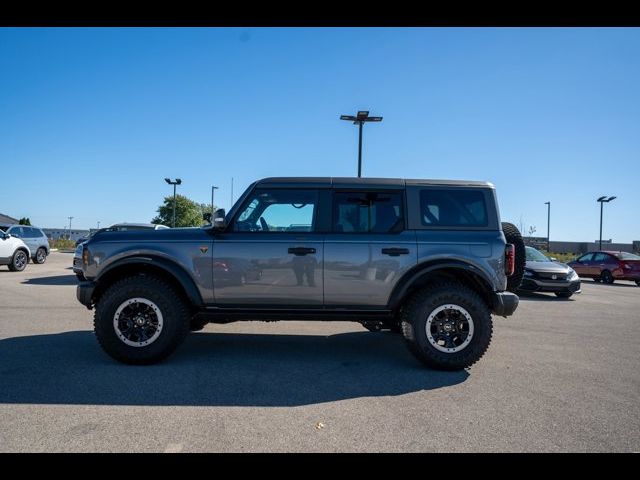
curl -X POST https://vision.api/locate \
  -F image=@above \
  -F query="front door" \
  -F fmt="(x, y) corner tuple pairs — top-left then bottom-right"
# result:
(573, 253), (594, 277)
(212, 188), (323, 305)
(324, 190), (417, 306)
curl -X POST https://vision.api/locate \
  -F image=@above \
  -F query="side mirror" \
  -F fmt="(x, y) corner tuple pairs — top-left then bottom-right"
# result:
(213, 209), (226, 230)
(550, 257), (557, 262)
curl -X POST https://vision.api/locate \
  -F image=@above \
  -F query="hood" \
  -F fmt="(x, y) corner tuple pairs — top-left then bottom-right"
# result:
(89, 227), (211, 243)
(525, 260), (570, 273)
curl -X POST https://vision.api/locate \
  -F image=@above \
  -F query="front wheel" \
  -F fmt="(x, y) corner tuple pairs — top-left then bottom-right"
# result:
(93, 275), (190, 364)
(400, 282), (492, 370)
(635, 280), (640, 287)
(555, 292), (573, 298)
(8, 250), (28, 271)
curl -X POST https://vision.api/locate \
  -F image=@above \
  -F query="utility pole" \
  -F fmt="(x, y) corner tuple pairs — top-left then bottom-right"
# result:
(230, 177), (234, 207)
(67, 216), (73, 239)
(340, 110), (383, 177)
(164, 178), (182, 227)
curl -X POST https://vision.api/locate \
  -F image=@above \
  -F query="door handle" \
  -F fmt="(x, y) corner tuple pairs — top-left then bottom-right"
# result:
(381, 247), (410, 256)
(288, 247), (316, 256)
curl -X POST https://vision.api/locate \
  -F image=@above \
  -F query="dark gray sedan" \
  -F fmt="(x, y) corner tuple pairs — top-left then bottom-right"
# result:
(519, 246), (581, 298)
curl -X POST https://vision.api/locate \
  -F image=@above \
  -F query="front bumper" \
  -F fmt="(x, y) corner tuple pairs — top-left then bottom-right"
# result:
(491, 291), (519, 317)
(519, 277), (581, 294)
(76, 281), (96, 309)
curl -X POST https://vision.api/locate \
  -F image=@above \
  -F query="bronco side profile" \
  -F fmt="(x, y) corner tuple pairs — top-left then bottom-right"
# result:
(76, 177), (524, 370)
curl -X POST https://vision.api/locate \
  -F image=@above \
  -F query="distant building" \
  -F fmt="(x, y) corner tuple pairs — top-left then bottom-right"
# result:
(41, 228), (90, 241)
(0, 213), (19, 225)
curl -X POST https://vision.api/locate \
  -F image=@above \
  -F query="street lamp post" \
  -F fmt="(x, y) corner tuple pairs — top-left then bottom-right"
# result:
(68, 216), (73, 239)
(211, 185), (219, 217)
(544, 202), (550, 252)
(597, 196), (616, 250)
(340, 110), (383, 177)
(164, 178), (182, 228)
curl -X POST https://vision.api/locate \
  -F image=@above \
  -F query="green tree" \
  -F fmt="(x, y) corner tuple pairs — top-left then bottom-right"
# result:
(152, 194), (218, 227)
(18, 217), (31, 225)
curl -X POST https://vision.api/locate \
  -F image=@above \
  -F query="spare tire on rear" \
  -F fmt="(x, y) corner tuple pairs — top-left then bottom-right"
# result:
(502, 222), (525, 293)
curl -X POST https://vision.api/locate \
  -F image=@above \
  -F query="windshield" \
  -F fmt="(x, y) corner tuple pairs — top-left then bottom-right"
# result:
(614, 252), (640, 260)
(525, 246), (550, 262)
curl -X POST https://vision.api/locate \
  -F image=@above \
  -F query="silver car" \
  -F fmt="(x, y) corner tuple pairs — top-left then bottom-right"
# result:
(0, 224), (49, 264)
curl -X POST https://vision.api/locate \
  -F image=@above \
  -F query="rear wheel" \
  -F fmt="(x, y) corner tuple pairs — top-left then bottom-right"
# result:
(636, 280), (640, 287)
(555, 292), (573, 298)
(8, 249), (28, 271)
(400, 282), (492, 370)
(34, 247), (47, 264)
(94, 275), (190, 364)
(502, 222), (525, 293)
(601, 270), (614, 284)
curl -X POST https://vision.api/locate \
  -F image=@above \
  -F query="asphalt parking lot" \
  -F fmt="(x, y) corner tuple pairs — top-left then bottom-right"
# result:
(0, 252), (638, 452)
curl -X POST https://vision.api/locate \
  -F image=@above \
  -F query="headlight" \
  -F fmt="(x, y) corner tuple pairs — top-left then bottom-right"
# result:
(524, 270), (534, 277)
(566, 268), (578, 281)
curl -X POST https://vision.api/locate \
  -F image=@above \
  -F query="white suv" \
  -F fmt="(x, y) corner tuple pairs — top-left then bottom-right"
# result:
(0, 230), (30, 271)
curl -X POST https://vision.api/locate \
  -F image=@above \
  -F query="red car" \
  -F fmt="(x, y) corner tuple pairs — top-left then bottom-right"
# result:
(567, 251), (640, 286)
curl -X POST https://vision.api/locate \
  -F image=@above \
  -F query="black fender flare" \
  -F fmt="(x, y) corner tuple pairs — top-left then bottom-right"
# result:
(387, 259), (495, 310)
(96, 255), (204, 306)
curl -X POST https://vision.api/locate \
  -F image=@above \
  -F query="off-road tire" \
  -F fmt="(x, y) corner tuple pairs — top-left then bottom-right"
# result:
(94, 275), (190, 364)
(502, 222), (526, 293)
(400, 282), (492, 370)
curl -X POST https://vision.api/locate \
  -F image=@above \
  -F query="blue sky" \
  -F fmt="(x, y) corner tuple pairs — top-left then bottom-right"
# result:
(1, 27), (638, 242)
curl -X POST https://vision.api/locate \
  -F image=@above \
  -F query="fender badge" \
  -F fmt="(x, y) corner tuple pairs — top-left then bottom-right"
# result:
(199, 246), (209, 253)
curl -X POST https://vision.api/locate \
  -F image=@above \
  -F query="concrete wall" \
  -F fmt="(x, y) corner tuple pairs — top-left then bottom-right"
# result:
(524, 236), (639, 254)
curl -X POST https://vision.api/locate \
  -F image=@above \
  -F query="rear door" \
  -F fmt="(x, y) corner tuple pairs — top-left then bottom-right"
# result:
(324, 189), (417, 306)
(212, 187), (324, 305)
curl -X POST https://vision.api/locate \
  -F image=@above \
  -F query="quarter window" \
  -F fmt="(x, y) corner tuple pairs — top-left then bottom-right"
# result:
(420, 189), (488, 227)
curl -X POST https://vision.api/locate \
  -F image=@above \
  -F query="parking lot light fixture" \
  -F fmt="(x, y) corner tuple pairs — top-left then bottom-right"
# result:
(340, 110), (383, 178)
(165, 178), (182, 228)
(597, 196), (617, 250)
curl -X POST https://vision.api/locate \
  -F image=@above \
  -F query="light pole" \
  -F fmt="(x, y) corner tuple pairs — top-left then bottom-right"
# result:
(97, 221), (100, 229)
(340, 110), (383, 177)
(211, 185), (219, 217)
(597, 196), (616, 250)
(67, 216), (73, 239)
(164, 178), (182, 228)
(544, 201), (550, 252)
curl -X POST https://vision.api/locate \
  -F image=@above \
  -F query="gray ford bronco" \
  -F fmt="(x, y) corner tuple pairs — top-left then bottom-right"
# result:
(77, 177), (524, 370)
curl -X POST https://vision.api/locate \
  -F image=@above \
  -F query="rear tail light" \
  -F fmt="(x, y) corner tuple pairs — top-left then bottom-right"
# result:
(505, 244), (515, 276)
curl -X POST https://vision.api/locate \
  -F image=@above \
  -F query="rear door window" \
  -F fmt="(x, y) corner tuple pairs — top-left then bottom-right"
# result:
(419, 189), (487, 227)
(332, 191), (404, 233)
